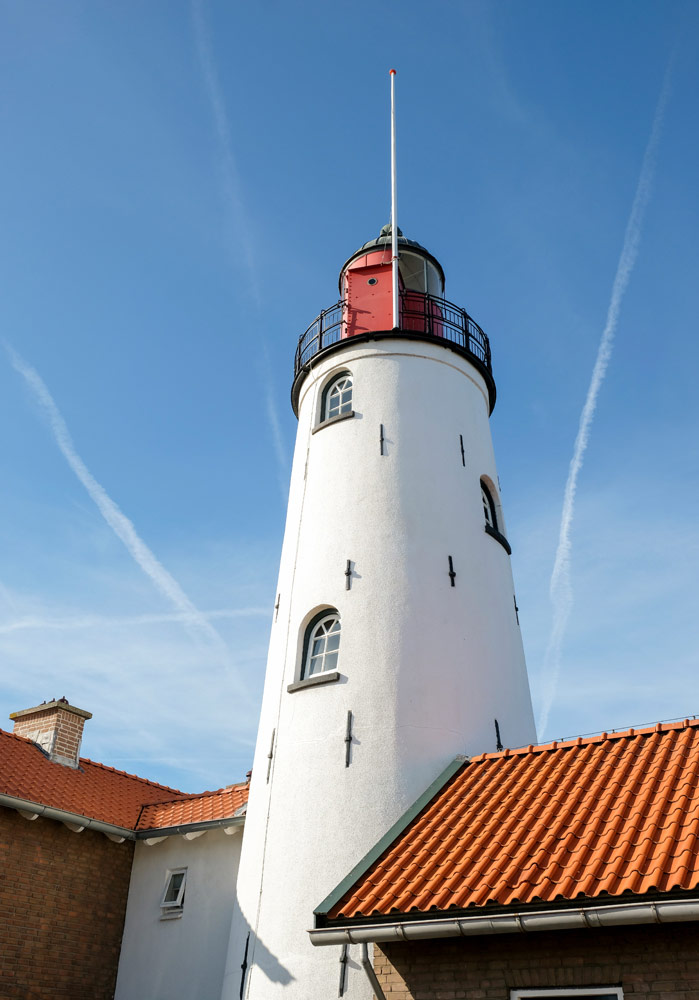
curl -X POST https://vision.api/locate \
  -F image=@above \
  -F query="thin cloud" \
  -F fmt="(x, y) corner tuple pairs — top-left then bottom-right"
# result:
(261, 342), (290, 499)
(265, 388), (289, 500)
(190, 0), (259, 303)
(0, 607), (269, 635)
(537, 63), (673, 738)
(190, 0), (289, 500)
(0, 581), (20, 616)
(6, 346), (233, 656)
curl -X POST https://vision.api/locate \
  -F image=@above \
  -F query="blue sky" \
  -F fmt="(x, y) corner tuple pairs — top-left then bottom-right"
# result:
(1, 1), (697, 791)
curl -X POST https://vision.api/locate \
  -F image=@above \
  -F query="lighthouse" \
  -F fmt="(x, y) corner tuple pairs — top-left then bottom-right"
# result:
(221, 222), (537, 999)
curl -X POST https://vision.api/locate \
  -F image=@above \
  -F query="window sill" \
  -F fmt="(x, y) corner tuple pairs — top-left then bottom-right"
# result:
(287, 670), (340, 693)
(312, 411), (355, 434)
(485, 523), (512, 555)
(160, 909), (184, 921)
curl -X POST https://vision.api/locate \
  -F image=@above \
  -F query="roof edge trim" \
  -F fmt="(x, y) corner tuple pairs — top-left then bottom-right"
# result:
(309, 897), (699, 946)
(0, 793), (135, 840)
(135, 815), (245, 839)
(314, 755), (468, 920)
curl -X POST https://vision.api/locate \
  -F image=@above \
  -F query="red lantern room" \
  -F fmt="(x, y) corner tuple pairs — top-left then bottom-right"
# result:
(292, 224), (495, 415)
(339, 224), (445, 337)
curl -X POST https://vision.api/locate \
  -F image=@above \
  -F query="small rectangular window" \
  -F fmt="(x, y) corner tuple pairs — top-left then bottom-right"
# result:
(161, 867), (187, 915)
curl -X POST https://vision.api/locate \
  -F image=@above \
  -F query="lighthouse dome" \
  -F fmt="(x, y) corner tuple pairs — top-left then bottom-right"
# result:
(338, 223), (445, 296)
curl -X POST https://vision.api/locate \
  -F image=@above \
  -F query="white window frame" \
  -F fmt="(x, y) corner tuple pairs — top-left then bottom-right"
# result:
(512, 990), (623, 1000)
(160, 867), (187, 917)
(322, 372), (353, 422)
(302, 612), (341, 680)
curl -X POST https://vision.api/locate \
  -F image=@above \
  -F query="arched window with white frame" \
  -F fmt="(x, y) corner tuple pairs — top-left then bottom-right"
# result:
(321, 372), (353, 422)
(301, 610), (341, 680)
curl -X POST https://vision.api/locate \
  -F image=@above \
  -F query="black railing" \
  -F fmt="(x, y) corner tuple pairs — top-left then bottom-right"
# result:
(293, 292), (491, 378)
(295, 301), (344, 373)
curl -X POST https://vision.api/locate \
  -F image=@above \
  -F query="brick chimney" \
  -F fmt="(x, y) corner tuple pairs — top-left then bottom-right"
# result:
(10, 697), (92, 768)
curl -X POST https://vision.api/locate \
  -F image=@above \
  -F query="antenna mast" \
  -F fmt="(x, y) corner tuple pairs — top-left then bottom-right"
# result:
(390, 69), (399, 330)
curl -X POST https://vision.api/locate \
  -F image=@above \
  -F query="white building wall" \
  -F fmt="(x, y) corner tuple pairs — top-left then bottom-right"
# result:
(222, 337), (537, 1000)
(115, 827), (243, 1000)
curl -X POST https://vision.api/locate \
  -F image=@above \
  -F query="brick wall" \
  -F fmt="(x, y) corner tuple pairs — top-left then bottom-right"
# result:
(374, 922), (699, 999)
(0, 806), (134, 1000)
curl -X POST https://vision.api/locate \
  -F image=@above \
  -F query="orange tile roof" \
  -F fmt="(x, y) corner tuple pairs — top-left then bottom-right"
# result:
(136, 784), (248, 830)
(0, 729), (248, 832)
(324, 719), (699, 923)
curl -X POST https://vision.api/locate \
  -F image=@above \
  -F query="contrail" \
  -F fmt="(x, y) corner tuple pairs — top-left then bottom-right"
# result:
(537, 65), (673, 738)
(0, 581), (20, 616)
(7, 347), (232, 654)
(191, 0), (260, 304)
(261, 342), (290, 499)
(190, 0), (289, 500)
(0, 607), (269, 635)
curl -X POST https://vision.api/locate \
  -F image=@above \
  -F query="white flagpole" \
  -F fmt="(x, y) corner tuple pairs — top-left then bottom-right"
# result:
(390, 68), (399, 330)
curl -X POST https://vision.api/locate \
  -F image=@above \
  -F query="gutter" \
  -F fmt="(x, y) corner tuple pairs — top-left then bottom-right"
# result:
(134, 816), (245, 839)
(0, 793), (134, 841)
(309, 897), (699, 947)
(1, 793), (245, 842)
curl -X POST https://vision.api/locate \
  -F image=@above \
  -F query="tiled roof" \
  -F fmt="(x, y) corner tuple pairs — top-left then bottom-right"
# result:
(0, 729), (248, 832)
(136, 784), (248, 830)
(325, 719), (699, 922)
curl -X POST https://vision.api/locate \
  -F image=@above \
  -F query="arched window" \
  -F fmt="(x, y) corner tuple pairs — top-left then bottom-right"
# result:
(480, 478), (512, 554)
(321, 373), (353, 422)
(302, 611), (341, 679)
(481, 480), (498, 531)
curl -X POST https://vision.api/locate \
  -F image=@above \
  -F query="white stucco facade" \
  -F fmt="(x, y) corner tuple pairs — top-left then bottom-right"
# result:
(115, 827), (243, 1000)
(222, 329), (537, 999)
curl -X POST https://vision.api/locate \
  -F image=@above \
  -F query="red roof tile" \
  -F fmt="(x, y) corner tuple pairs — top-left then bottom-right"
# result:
(326, 719), (699, 922)
(0, 729), (249, 831)
(136, 784), (248, 830)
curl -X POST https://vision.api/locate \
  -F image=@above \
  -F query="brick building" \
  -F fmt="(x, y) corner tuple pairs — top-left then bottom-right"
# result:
(0, 698), (248, 1000)
(312, 720), (699, 999)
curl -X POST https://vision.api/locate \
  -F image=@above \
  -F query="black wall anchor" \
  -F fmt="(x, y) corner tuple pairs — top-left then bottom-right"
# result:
(338, 943), (349, 996)
(240, 933), (250, 1000)
(266, 729), (276, 783)
(345, 711), (353, 767)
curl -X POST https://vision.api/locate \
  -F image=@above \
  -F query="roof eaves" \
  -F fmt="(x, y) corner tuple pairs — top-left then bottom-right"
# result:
(0, 793), (135, 841)
(310, 896), (699, 946)
(314, 755), (468, 922)
(134, 815), (245, 839)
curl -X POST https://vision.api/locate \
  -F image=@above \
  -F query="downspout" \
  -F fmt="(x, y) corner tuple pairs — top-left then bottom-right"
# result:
(361, 943), (387, 1000)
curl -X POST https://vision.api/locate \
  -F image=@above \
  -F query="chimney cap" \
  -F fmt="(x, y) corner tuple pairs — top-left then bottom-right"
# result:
(10, 699), (92, 722)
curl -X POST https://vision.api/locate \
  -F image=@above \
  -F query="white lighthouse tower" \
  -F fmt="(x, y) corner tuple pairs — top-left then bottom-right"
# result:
(220, 219), (537, 998)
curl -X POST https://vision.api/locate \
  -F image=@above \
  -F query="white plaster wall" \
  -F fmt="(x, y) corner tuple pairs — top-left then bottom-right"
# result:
(222, 338), (537, 1000)
(115, 827), (242, 1000)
